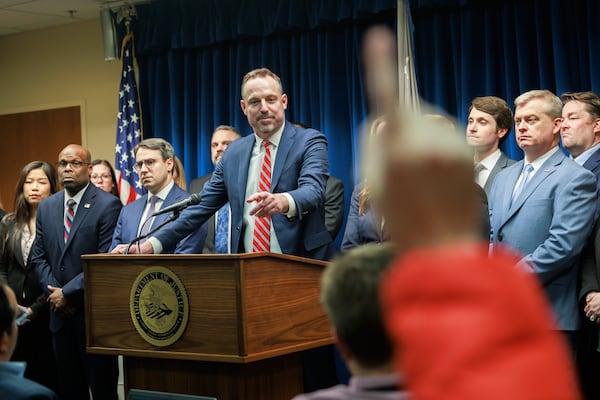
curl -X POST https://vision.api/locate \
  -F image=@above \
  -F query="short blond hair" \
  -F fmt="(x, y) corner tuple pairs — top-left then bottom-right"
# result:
(514, 90), (562, 119)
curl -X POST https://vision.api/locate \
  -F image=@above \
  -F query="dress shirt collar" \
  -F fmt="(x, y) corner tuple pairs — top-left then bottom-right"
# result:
(0, 361), (26, 377)
(253, 121), (285, 148)
(572, 142), (600, 166)
(64, 183), (90, 207)
(148, 180), (174, 202)
(478, 148), (502, 171)
(527, 146), (560, 172)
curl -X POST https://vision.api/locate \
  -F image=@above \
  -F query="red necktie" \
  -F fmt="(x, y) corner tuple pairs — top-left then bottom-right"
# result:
(252, 140), (272, 252)
(64, 199), (76, 243)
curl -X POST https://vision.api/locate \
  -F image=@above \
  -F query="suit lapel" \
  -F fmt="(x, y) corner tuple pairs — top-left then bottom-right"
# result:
(236, 136), (254, 212)
(503, 151), (564, 223)
(499, 160), (523, 222)
(484, 152), (509, 193)
(271, 123), (295, 189)
(152, 187), (181, 228)
(53, 192), (66, 248)
(63, 185), (96, 253)
(583, 147), (600, 175)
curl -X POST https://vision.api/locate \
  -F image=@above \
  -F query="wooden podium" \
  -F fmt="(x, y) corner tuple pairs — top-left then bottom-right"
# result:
(82, 253), (332, 400)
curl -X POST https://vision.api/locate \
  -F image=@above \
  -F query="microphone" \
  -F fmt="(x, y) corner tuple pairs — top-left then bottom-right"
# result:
(151, 193), (201, 216)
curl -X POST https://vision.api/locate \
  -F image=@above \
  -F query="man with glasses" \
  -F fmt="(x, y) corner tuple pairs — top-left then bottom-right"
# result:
(0, 279), (58, 399)
(31, 144), (121, 400)
(110, 138), (205, 254)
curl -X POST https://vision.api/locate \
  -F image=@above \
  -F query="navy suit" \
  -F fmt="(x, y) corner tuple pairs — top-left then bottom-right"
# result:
(489, 149), (597, 331)
(582, 147), (600, 194)
(193, 173), (343, 252)
(31, 184), (121, 400)
(341, 183), (385, 251)
(154, 122), (333, 260)
(110, 184), (206, 253)
(189, 173), (217, 253)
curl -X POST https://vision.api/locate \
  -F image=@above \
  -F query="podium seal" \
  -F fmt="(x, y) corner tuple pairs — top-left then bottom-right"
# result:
(130, 266), (189, 347)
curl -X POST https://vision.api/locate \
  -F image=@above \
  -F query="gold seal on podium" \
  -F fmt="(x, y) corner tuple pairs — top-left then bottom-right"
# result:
(130, 266), (189, 347)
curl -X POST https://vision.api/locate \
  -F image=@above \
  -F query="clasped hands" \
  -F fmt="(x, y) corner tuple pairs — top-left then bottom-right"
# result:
(47, 285), (77, 318)
(585, 291), (600, 324)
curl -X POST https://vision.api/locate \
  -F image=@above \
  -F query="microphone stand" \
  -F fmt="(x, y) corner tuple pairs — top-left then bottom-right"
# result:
(124, 210), (181, 255)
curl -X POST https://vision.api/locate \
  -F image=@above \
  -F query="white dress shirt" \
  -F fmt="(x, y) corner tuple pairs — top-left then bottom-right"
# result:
(243, 122), (297, 253)
(475, 149), (501, 188)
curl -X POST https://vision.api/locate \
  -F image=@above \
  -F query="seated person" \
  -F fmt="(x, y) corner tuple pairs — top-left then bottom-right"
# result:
(292, 243), (407, 400)
(0, 279), (58, 399)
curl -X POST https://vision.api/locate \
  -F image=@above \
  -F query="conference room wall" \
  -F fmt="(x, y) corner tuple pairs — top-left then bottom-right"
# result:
(0, 18), (121, 164)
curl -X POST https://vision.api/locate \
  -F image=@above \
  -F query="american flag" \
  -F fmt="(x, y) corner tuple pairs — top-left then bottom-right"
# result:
(115, 33), (144, 205)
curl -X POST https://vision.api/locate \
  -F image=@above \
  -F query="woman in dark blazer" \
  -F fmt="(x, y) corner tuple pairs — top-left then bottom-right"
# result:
(0, 161), (58, 391)
(341, 117), (388, 251)
(341, 182), (387, 251)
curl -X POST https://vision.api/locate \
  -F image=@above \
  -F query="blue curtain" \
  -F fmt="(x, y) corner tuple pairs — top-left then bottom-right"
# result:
(125, 0), (600, 246)
(126, 0), (396, 245)
(410, 0), (600, 160)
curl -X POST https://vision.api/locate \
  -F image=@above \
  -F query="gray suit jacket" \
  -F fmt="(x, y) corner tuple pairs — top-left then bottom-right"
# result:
(489, 149), (597, 330)
(483, 151), (516, 195)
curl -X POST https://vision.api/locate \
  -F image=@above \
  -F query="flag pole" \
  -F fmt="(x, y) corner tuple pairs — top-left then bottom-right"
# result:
(114, 5), (144, 205)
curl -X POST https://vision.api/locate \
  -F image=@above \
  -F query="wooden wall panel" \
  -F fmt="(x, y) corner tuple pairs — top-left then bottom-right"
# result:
(0, 106), (80, 212)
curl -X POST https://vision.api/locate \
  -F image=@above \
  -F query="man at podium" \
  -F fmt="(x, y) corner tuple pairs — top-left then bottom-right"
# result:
(114, 67), (337, 392)
(119, 67), (333, 262)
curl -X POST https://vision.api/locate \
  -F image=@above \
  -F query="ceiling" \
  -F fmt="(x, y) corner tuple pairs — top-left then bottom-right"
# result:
(0, 0), (127, 36)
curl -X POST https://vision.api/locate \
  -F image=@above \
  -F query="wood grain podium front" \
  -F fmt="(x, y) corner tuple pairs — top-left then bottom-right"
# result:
(82, 253), (332, 400)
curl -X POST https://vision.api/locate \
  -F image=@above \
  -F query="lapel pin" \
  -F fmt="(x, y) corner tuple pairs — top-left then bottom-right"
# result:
(84, 203), (91, 208)
(544, 168), (551, 173)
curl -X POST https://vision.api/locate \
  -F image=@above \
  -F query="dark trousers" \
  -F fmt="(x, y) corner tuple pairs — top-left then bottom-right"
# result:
(576, 322), (600, 400)
(302, 345), (338, 392)
(52, 318), (118, 400)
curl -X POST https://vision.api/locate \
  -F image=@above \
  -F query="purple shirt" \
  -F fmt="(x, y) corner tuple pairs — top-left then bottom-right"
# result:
(291, 373), (408, 400)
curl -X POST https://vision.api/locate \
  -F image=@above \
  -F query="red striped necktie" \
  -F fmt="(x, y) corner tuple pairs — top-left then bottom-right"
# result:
(252, 140), (272, 252)
(64, 199), (76, 243)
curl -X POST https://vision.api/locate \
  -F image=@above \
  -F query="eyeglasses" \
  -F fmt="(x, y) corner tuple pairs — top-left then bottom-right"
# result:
(133, 159), (157, 171)
(91, 174), (112, 181)
(57, 160), (90, 170)
(16, 305), (28, 326)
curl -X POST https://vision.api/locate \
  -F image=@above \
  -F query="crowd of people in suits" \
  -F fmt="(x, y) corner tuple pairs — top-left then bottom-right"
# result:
(2, 31), (600, 399)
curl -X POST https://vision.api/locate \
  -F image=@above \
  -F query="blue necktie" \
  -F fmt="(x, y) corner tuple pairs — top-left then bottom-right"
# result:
(215, 203), (230, 254)
(510, 164), (534, 207)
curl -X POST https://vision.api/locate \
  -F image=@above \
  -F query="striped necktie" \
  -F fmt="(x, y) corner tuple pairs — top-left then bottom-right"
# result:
(139, 195), (159, 241)
(252, 140), (272, 252)
(64, 199), (76, 243)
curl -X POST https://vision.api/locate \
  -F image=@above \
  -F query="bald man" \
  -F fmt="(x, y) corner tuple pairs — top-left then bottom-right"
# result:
(31, 144), (122, 400)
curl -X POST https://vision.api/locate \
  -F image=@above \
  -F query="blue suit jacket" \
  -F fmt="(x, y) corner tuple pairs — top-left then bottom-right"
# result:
(0, 363), (58, 400)
(582, 146), (600, 195)
(31, 184), (121, 332)
(154, 122), (333, 260)
(489, 149), (597, 330)
(341, 183), (384, 251)
(110, 184), (206, 253)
